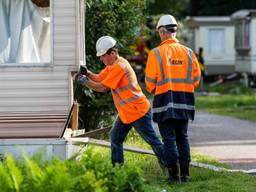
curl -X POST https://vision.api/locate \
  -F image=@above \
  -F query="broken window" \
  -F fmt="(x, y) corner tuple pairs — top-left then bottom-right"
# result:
(0, 0), (50, 64)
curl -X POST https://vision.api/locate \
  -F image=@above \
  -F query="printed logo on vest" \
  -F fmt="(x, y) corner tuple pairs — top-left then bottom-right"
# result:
(169, 58), (184, 66)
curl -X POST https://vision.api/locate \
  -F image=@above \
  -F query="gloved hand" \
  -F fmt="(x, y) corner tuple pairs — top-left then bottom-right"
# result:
(79, 65), (88, 75)
(78, 74), (88, 85)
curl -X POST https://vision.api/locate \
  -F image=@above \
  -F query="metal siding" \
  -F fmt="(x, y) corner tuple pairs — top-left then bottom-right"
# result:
(53, 0), (77, 67)
(0, 70), (69, 112)
(0, 69), (70, 137)
(1, 106), (69, 113)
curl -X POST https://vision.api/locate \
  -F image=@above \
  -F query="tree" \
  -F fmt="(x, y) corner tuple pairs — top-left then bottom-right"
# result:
(74, 0), (147, 131)
(147, 0), (190, 19)
(189, 0), (256, 16)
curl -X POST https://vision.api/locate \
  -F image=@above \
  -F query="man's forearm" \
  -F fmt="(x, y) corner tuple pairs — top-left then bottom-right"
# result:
(87, 71), (102, 82)
(85, 79), (109, 93)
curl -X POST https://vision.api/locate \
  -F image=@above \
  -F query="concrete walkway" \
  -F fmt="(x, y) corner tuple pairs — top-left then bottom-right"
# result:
(189, 111), (256, 171)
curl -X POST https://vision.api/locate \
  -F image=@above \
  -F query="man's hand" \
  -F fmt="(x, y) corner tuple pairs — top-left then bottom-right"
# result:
(78, 75), (88, 85)
(79, 65), (88, 75)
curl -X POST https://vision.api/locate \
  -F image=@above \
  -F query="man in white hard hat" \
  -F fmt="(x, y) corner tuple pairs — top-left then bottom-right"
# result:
(79, 35), (165, 167)
(145, 15), (201, 183)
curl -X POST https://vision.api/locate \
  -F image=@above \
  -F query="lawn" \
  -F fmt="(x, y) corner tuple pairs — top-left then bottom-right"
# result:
(196, 82), (256, 121)
(92, 129), (256, 192)
(196, 94), (256, 121)
(94, 147), (256, 192)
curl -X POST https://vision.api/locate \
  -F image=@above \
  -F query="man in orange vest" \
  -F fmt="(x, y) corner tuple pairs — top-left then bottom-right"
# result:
(145, 15), (201, 183)
(79, 36), (165, 167)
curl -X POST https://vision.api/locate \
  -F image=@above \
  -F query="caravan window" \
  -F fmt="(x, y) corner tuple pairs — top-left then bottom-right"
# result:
(208, 28), (225, 56)
(234, 19), (250, 51)
(0, 0), (50, 64)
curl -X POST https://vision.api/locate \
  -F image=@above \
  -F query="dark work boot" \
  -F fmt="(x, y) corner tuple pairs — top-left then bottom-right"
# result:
(179, 160), (190, 182)
(167, 163), (180, 183)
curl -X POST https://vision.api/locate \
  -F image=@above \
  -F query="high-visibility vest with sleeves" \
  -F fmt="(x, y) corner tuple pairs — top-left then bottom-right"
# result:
(100, 56), (150, 124)
(145, 38), (201, 122)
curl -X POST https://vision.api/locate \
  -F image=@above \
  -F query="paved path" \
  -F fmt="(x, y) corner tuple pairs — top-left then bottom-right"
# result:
(189, 111), (256, 171)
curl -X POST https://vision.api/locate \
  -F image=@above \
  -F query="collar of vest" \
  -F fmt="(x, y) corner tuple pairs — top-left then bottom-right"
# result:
(159, 38), (179, 46)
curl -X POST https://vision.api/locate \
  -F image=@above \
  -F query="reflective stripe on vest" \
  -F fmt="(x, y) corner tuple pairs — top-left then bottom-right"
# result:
(152, 47), (198, 85)
(112, 63), (143, 107)
(153, 102), (195, 113)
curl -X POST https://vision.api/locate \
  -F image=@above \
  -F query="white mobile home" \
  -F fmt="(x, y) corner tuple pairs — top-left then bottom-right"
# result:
(231, 10), (256, 86)
(0, 0), (85, 138)
(186, 16), (236, 75)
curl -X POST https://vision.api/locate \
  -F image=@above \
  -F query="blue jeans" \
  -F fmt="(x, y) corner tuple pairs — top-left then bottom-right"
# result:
(158, 118), (190, 166)
(110, 109), (165, 166)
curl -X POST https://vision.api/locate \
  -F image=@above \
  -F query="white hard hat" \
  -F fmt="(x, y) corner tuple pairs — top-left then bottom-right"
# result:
(156, 14), (177, 29)
(96, 36), (117, 57)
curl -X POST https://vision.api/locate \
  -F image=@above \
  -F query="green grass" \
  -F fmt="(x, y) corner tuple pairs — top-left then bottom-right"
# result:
(90, 131), (256, 192)
(203, 81), (254, 95)
(123, 130), (256, 191)
(125, 130), (227, 168)
(197, 82), (256, 121)
(196, 94), (256, 120)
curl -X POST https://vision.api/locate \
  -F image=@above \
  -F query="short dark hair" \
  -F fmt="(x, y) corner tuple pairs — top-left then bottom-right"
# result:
(105, 46), (118, 55)
(165, 25), (177, 33)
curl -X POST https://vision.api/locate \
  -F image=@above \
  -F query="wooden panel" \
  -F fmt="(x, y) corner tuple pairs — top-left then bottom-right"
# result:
(70, 102), (78, 130)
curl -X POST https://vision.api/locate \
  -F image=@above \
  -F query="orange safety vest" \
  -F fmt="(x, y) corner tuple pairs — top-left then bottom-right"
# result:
(100, 57), (150, 124)
(145, 38), (201, 122)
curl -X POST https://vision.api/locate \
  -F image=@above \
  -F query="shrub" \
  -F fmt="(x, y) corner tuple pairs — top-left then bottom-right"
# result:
(75, 0), (147, 131)
(0, 149), (146, 192)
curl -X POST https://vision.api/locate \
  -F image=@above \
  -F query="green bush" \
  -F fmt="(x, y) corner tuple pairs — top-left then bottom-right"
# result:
(0, 149), (146, 192)
(74, 0), (147, 131)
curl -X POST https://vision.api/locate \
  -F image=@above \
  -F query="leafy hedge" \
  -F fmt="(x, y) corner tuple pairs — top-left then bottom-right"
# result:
(74, 0), (147, 131)
(0, 148), (145, 192)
